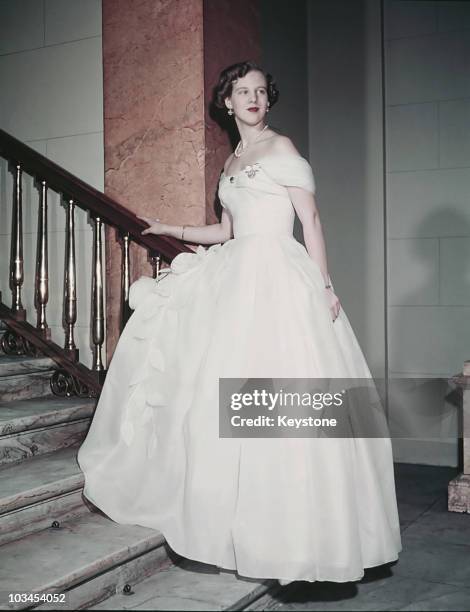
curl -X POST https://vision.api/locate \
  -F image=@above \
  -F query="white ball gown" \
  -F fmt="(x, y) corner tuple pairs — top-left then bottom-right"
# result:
(77, 153), (402, 583)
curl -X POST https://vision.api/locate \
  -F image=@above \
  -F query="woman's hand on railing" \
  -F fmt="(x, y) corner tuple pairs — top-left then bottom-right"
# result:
(137, 213), (232, 246)
(138, 216), (170, 237)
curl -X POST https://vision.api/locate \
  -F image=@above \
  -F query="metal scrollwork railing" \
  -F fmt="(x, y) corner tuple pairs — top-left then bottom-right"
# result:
(1, 327), (42, 357)
(50, 369), (97, 398)
(0, 128), (192, 397)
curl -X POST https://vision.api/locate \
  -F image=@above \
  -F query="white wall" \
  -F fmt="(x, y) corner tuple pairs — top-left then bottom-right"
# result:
(385, 0), (470, 466)
(0, 0), (104, 368)
(307, 0), (469, 466)
(307, 0), (386, 380)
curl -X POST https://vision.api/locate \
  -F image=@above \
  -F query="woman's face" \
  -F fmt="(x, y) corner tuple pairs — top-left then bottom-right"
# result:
(225, 70), (269, 123)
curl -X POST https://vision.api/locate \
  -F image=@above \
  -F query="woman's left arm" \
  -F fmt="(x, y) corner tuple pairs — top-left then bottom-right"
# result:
(288, 187), (328, 283)
(267, 135), (340, 320)
(288, 185), (341, 321)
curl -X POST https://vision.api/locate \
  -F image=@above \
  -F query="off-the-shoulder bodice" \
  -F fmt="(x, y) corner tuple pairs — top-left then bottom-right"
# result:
(218, 154), (316, 239)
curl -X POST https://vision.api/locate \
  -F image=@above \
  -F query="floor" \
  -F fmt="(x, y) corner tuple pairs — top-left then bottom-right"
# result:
(264, 463), (470, 611)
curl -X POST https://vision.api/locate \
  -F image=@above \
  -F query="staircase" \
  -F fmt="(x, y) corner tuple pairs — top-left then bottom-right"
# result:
(0, 327), (285, 611)
(0, 129), (289, 610)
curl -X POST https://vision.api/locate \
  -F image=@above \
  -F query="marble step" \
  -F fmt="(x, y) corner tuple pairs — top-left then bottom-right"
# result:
(0, 396), (95, 437)
(0, 397), (95, 465)
(0, 355), (55, 377)
(0, 512), (171, 611)
(0, 371), (54, 402)
(0, 355), (57, 402)
(0, 445), (88, 546)
(92, 558), (275, 612)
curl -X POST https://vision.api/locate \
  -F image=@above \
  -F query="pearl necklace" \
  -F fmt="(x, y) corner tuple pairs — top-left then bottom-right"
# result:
(234, 124), (269, 158)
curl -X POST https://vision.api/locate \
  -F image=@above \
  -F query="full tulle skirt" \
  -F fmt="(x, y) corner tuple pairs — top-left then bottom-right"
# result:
(77, 234), (402, 583)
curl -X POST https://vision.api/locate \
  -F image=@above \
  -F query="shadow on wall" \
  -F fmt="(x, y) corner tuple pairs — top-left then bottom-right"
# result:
(390, 209), (470, 309)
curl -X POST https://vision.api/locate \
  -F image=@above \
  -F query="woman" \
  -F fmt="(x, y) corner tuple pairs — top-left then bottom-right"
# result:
(78, 61), (402, 584)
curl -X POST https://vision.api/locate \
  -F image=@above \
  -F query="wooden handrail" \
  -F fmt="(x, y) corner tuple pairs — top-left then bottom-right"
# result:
(0, 129), (193, 261)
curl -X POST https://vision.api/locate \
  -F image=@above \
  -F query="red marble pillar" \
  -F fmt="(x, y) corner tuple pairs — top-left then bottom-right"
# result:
(103, 0), (260, 361)
(203, 0), (261, 223)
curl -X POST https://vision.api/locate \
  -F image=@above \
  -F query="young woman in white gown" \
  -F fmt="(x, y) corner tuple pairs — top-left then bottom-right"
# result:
(77, 61), (402, 584)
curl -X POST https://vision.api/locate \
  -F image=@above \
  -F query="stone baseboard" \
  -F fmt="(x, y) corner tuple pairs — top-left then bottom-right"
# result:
(448, 473), (470, 513)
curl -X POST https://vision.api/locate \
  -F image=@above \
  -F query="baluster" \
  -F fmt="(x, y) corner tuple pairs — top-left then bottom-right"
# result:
(35, 179), (50, 338)
(91, 216), (105, 372)
(150, 253), (161, 279)
(120, 232), (131, 331)
(10, 163), (25, 320)
(64, 198), (78, 361)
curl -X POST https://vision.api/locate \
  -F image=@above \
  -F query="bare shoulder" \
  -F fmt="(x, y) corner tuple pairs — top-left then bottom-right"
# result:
(223, 152), (235, 173)
(269, 134), (301, 156)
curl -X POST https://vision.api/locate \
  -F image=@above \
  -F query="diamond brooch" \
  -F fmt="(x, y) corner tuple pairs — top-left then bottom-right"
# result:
(244, 163), (261, 179)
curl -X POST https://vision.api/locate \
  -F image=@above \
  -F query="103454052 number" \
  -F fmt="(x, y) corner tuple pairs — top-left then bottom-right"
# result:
(5, 592), (67, 605)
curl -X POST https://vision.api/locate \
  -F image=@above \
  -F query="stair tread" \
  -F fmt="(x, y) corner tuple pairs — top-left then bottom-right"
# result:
(0, 355), (55, 377)
(0, 445), (84, 514)
(0, 396), (95, 435)
(93, 558), (268, 611)
(0, 512), (165, 598)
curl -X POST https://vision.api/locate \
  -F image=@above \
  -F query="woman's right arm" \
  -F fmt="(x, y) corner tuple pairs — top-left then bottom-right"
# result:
(138, 208), (233, 245)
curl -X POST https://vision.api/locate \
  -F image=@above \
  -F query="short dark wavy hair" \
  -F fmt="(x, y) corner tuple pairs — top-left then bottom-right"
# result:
(213, 60), (279, 111)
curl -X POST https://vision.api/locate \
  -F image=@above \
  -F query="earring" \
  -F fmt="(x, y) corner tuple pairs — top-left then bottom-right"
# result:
(227, 108), (233, 116)
(266, 104), (270, 113)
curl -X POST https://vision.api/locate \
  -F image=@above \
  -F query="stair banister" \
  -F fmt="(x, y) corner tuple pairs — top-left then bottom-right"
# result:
(0, 128), (192, 396)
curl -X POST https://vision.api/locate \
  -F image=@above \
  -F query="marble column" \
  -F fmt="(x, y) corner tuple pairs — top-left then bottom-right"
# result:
(203, 0), (261, 224)
(102, 0), (260, 362)
(448, 360), (470, 513)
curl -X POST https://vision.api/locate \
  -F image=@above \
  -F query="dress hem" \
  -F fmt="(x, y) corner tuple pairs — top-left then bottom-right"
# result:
(82, 483), (401, 586)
